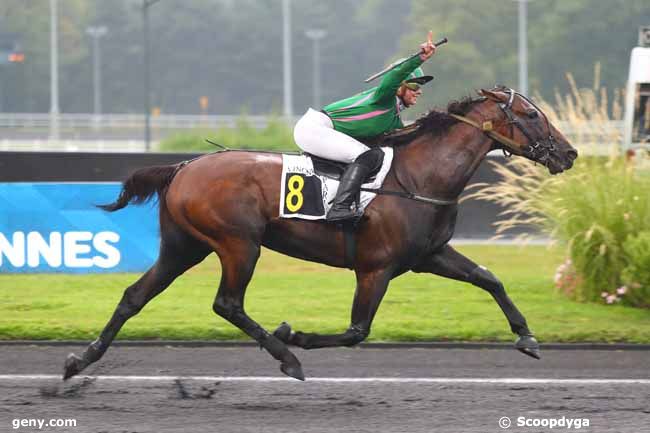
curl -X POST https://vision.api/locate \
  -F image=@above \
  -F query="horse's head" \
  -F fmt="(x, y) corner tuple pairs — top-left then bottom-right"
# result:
(473, 86), (578, 174)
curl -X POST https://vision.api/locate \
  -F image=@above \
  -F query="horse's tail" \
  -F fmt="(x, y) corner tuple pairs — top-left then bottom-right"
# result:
(98, 164), (179, 212)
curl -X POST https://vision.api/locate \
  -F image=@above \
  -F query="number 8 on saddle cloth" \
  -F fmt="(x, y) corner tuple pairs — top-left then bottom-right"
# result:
(279, 148), (394, 221)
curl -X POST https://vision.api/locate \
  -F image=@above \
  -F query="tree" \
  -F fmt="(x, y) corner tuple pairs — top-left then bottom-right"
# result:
(1, 0), (90, 112)
(3, 0), (646, 115)
(400, 0), (650, 115)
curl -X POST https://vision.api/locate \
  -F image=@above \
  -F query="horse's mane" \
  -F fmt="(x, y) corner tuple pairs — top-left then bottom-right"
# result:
(368, 95), (486, 148)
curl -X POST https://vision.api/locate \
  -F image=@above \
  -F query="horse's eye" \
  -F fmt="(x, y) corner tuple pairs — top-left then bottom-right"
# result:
(526, 110), (538, 119)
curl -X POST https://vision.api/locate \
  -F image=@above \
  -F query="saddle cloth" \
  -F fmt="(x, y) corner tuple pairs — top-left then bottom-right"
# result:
(279, 147), (394, 220)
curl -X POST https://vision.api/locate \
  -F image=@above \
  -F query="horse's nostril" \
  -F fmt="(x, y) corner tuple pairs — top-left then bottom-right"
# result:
(567, 150), (578, 160)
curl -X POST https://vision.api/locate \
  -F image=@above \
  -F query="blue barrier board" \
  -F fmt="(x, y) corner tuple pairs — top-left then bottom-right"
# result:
(0, 183), (160, 273)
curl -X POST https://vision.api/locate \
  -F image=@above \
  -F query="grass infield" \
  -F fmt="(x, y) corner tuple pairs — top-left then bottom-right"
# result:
(0, 245), (648, 343)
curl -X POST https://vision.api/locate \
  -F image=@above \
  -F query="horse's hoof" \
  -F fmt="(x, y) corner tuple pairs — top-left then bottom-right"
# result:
(280, 361), (305, 381)
(63, 353), (85, 380)
(273, 322), (293, 344)
(515, 335), (541, 360)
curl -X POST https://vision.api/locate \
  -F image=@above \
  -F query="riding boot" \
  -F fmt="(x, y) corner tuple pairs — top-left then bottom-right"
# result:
(326, 162), (370, 221)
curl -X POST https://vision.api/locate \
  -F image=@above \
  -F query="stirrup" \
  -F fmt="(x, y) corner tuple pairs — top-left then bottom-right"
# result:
(326, 205), (363, 222)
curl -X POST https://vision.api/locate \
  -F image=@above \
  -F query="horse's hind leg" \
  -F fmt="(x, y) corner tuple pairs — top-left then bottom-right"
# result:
(273, 269), (392, 349)
(63, 225), (210, 380)
(211, 237), (305, 380)
(412, 244), (540, 359)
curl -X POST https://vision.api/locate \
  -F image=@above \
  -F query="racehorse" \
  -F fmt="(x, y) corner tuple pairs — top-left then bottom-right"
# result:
(63, 86), (577, 381)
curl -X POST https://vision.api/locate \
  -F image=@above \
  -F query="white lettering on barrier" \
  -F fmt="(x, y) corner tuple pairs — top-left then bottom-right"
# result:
(27, 232), (62, 267)
(93, 231), (121, 268)
(64, 231), (94, 267)
(0, 232), (24, 267)
(0, 231), (121, 269)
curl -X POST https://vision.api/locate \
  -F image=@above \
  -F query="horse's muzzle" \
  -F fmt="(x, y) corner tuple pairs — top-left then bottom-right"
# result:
(545, 147), (578, 174)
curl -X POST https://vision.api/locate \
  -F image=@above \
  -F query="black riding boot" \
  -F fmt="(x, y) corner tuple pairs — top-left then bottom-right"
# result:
(326, 162), (370, 221)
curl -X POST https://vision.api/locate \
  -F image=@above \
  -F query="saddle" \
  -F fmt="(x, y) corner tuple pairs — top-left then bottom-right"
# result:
(304, 153), (381, 182)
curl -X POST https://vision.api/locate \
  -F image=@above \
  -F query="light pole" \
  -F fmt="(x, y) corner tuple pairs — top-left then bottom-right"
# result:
(282, 0), (293, 120)
(49, 0), (59, 141)
(305, 29), (326, 108)
(518, 0), (528, 95)
(86, 26), (107, 127)
(142, 0), (161, 151)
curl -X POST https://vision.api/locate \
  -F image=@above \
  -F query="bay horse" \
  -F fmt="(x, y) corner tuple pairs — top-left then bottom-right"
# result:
(63, 86), (577, 381)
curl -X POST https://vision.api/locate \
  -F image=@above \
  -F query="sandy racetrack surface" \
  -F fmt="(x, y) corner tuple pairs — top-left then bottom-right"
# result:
(1, 345), (649, 432)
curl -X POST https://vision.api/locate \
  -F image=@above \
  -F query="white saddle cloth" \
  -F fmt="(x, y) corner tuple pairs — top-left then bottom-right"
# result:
(279, 147), (394, 220)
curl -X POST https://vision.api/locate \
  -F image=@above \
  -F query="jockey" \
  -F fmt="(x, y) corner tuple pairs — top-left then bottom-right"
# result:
(293, 31), (437, 221)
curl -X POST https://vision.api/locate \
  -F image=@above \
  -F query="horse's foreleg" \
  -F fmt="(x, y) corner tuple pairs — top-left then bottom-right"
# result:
(211, 238), (305, 380)
(412, 244), (540, 359)
(63, 237), (209, 380)
(273, 269), (392, 350)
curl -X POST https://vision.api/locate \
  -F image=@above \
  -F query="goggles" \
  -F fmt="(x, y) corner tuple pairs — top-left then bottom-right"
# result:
(403, 82), (421, 91)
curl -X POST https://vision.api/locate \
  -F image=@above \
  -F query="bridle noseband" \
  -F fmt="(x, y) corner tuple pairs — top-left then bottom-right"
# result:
(449, 87), (558, 164)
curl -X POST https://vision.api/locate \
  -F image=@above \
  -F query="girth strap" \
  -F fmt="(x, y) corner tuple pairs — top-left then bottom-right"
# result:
(342, 223), (357, 269)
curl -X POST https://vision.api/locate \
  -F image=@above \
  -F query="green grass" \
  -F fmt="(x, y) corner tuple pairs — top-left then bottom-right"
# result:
(1, 245), (649, 343)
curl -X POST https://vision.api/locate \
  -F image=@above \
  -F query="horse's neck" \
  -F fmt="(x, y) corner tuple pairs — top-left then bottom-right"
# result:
(393, 128), (493, 200)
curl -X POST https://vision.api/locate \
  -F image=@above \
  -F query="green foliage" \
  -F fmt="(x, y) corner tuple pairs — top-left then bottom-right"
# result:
(156, 129), (214, 152)
(473, 155), (650, 308)
(0, 0), (412, 113)
(1, 0), (93, 111)
(401, 0), (649, 115)
(539, 158), (650, 305)
(158, 114), (297, 152)
(621, 231), (650, 308)
(4, 1), (648, 115)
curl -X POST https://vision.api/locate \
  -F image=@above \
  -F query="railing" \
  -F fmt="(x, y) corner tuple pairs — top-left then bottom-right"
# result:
(0, 113), (630, 153)
(0, 112), (624, 132)
(0, 113), (294, 130)
(0, 139), (148, 152)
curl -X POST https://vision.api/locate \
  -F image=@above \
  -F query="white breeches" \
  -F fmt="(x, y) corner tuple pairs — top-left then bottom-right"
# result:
(293, 108), (370, 163)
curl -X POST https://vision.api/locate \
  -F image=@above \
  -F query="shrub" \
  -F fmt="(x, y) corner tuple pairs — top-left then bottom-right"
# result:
(554, 258), (582, 299)
(519, 155), (649, 306)
(158, 113), (297, 152)
(620, 231), (650, 308)
(157, 128), (215, 152)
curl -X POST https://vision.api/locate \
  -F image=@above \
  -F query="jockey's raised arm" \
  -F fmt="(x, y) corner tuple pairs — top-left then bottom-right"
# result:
(374, 55), (425, 102)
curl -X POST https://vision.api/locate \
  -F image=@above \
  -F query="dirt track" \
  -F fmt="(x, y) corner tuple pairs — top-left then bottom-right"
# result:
(1, 344), (649, 432)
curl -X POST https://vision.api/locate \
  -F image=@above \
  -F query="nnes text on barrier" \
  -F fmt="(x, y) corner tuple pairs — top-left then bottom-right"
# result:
(0, 183), (160, 273)
(0, 231), (120, 269)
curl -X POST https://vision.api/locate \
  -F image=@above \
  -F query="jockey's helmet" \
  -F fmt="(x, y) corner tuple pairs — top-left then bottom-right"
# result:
(405, 66), (433, 85)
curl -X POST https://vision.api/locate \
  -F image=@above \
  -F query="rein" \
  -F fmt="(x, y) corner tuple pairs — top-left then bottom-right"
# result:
(448, 113), (526, 154)
(360, 186), (457, 206)
(360, 148), (457, 207)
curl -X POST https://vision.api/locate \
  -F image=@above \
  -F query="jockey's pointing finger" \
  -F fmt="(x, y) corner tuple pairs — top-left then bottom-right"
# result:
(419, 31), (436, 60)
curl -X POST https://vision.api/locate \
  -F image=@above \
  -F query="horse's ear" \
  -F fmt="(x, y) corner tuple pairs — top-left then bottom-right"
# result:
(479, 88), (506, 102)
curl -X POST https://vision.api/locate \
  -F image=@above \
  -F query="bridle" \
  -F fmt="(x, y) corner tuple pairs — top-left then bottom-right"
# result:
(359, 88), (561, 208)
(449, 87), (558, 165)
